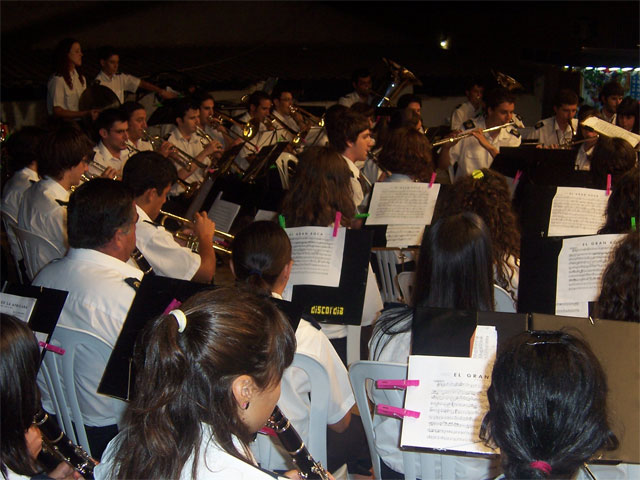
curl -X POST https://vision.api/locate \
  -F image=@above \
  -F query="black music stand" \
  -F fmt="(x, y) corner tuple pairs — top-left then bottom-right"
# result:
(242, 141), (289, 183)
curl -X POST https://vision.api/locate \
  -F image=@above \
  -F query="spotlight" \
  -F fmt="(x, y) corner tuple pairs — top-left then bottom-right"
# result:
(439, 38), (449, 50)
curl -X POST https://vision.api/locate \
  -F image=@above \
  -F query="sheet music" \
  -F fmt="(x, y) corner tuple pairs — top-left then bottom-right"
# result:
(254, 209), (278, 222)
(385, 225), (425, 248)
(401, 355), (495, 455)
(548, 187), (608, 237)
(0, 293), (48, 350)
(285, 226), (346, 288)
(471, 325), (497, 360)
(556, 234), (623, 317)
(366, 183), (440, 225)
(207, 192), (241, 240)
(582, 116), (640, 148)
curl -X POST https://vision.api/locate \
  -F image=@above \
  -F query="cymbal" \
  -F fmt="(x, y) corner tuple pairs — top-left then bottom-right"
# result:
(78, 84), (120, 111)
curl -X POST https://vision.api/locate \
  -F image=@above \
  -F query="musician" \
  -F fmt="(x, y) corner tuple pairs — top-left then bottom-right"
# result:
(325, 109), (375, 210)
(1, 314), (77, 480)
(377, 126), (434, 182)
(450, 78), (484, 131)
(120, 101), (172, 156)
(193, 90), (235, 150)
(18, 123), (93, 271)
(574, 106), (601, 171)
(271, 86), (307, 143)
(232, 91), (275, 171)
(94, 45), (177, 104)
(338, 67), (374, 107)
(599, 80), (624, 124)
(397, 93), (422, 116)
(528, 89), (579, 147)
(90, 108), (129, 179)
(439, 87), (521, 180)
(47, 38), (98, 121)
(32, 179), (143, 460)
(167, 97), (221, 195)
(122, 151), (216, 283)
(93, 288), (298, 480)
(591, 136), (637, 190)
(616, 96), (640, 134)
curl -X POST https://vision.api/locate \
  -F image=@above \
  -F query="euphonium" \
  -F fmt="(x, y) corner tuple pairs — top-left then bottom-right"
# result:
(157, 210), (233, 255)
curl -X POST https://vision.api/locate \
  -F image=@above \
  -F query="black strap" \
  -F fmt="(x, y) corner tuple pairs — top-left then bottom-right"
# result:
(130, 248), (155, 276)
(124, 277), (141, 291)
(143, 219), (162, 228)
(55, 199), (68, 207)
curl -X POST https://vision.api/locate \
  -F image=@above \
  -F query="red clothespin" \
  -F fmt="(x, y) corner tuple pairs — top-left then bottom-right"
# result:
(163, 298), (182, 315)
(606, 174), (611, 196)
(513, 170), (522, 185)
(376, 404), (420, 419)
(428, 172), (436, 188)
(39, 341), (65, 355)
(333, 211), (342, 237)
(376, 379), (420, 390)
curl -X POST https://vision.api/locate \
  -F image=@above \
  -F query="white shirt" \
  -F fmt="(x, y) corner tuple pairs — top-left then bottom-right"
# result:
(95, 71), (141, 104)
(337, 91), (373, 108)
(451, 101), (482, 131)
(167, 127), (210, 195)
(232, 113), (278, 171)
(47, 69), (86, 114)
(126, 138), (153, 153)
(575, 142), (596, 171)
(527, 116), (579, 147)
(2, 166), (39, 260)
(134, 204), (200, 280)
(17, 177), (69, 270)
(449, 117), (522, 180)
(33, 248), (142, 427)
(90, 141), (129, 178)
(96, 426), (286, 480)
(342, 154), (365, 210)
(272, 110), (300, 143)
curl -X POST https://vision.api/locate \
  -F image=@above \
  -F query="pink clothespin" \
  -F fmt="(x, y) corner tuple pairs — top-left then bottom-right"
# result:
(39, 341), (65, 355)
(376, 404), (420, 419)
(428, 172), (436, 188)
(376, 379), (420, 390)
(333, 211), (342, 237)
(606, 174), (611, 196)
(513, 170), (522, 185)
(163, 298), (182, 315)
(258, 426), (277, 437)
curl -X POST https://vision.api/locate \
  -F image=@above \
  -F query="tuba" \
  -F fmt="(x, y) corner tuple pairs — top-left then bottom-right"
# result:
(376, 58), (422, 107)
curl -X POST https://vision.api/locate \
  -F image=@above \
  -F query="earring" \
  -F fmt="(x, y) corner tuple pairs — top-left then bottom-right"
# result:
(243, 402), (250, 410)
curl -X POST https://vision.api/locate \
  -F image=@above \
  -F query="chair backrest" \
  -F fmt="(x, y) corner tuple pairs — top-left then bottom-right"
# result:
(274, 152), (298, 190)
(13, 226), (65, 280)
(396, 271), (416, 305)
(349, 360), (458, 480)
(373, 250), (402, 304)
(493, 284), (516, 313)
(1, 212), (25, 283)
(255, 352), (330, 469)
(40, 326), (113, 456)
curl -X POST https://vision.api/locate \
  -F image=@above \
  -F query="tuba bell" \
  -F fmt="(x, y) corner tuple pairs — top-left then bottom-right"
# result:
(376, 58), (422, 108)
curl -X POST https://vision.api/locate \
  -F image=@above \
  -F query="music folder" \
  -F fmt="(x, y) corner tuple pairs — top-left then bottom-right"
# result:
(98, 275), (213, 401)
(518, 235), (565, 315)
(291, 229), (373, 326)
(410, 306), (528, 357)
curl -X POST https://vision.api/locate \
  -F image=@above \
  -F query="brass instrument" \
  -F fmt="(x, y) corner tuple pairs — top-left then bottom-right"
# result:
(493, 70), (524, 92)
(157, 210), (233, 255)
(209, 111), (257, 142)
(376, 58), (422, 108)
(431, 120), (516, 147)
(141, 129), (209, 171)
(125, 143), (199, 196)
(289, 104), (325, 127)
(547, 135), (600, 150)
(265, 114), (304, 145)
(82, 159), (121, 182)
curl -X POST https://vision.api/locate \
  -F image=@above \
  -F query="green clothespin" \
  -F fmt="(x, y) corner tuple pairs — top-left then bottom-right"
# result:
(278, 214), (286, 229)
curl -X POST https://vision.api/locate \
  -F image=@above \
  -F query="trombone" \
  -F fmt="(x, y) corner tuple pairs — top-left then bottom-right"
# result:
(431, 120), (516, 147)
(141, 129), (209, 170)
(157, 210), (233, 255)
(289, 104), (325, 127)
(209, 112), (258, 144)
(265, 114), (304, 145)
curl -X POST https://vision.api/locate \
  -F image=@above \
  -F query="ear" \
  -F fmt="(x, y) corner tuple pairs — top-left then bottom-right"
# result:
(282, 259), (293, 281)
(346, 139), (354, 149)
(143, 187), (157, 203)
(229, 259), (236, 278)
(553, 105), (559, 115)
(99, 128), (108, 140)
(99, 59), (106, 69)
(231, 374), (256, 406)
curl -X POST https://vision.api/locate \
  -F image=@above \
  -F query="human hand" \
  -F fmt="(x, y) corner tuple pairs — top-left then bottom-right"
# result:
(193, 212), (215, 245)
(159, 90), (178, 100)
(25, 425), (42, 459)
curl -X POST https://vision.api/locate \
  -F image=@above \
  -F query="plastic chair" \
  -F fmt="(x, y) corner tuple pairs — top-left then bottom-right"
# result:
(396, 271), (416, 305)
(255, 352), (330, 470)
(13, 225), (65, 281)
(40, 326), (114, 456)
(373, 250), (402, 304)
(349, 361), (457, 480)
(493, 284), (516, 313)
(1, 211), (25, 283)
(274, 152), (298, 190)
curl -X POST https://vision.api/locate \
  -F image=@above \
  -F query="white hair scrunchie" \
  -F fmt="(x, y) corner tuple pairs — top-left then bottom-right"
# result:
(170, 309), (188, 333)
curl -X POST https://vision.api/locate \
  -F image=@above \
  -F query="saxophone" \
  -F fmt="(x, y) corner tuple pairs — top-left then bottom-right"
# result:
(265, 406), (330, 480)
(34, 409), (97, 479)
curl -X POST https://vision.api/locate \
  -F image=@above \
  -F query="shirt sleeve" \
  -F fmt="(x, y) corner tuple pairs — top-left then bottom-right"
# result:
(48, 76), (66, 111)
(122, 73), (141, 93)
(136, 223), (201, 280)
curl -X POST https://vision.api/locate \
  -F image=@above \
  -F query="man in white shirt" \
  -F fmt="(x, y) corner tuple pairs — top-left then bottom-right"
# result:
(326, 109), (375, 211)
(18, 123), (93, 273)
(338, 68), (374, 107)
(440, 87), (521, 180)
(95, 45), (177, 104)
(120, 101), (172, 156)
(271, 85), (309, 143)
(528, 89), (579, 147)
(192, 90), (237, 151)
(450, 78), (484, 131)
(122, 151), (217, 283)
(232, 91), (277, 171)
(91, 108), (130, 179)
(33, 178), (143, 459)
(599, 80), (624, 124)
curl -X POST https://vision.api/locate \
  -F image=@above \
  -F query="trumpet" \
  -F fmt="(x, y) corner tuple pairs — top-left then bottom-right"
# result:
(157, 210), (233, 255)
(125, 142), (199, 196)
(289, 104), (325, 127)
(431, 120), (516, 147)
(141, 129), (208, 171)
(81, 160), (121, 182)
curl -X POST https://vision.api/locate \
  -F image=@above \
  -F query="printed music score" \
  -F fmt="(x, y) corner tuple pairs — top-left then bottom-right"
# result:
(555, 234), (624, 317)
(366, 183), (440, 226)
(582, 116), (640, 148)
(0, 292), (48, 351)
(207, 192), (241, 241)
(548, 187), (608, 237)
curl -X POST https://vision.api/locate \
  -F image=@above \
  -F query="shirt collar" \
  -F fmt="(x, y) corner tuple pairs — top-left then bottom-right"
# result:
(66, 248), (143, 280)
(96, 140), (121, 161)
(41, 176), (71, 200)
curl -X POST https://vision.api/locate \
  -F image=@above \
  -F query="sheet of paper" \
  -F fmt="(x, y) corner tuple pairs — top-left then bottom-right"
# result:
(401, 355), (495, 455)
(582, 116), (640, 148)
(471, 325), (497, 360)
(285, 226), (346, 288)
(254, 209), (278, 222)
(548, 187), (608, 237)
(385, 225), (425, 248)
(366, 183), (440, 225)
(0, 293), (37, 322)
(556, 234), (623, 317)
(207, 191), (241, 241)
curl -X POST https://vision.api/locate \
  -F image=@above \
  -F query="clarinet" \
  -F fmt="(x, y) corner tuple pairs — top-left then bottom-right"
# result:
(265, 406), (330, 480)
(34, 409), (97, 480)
